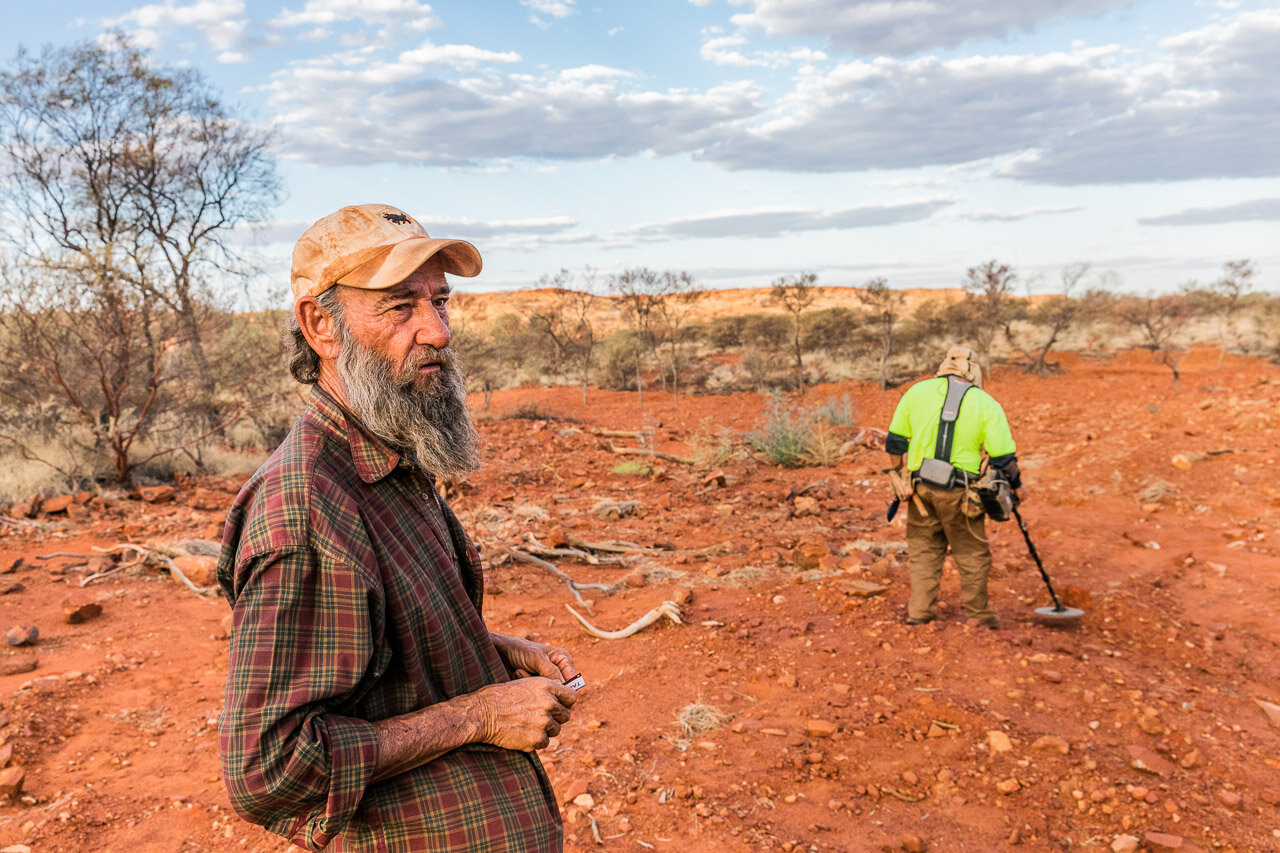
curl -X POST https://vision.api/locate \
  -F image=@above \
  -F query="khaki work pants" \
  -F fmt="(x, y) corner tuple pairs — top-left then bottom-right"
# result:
(906, 483), (994, 622)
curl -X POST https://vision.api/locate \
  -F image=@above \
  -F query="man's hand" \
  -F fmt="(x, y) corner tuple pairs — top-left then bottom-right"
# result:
(471, 678), (577, 752)
(490, 632), (576, 683)
(1015, 486), (1029, 504)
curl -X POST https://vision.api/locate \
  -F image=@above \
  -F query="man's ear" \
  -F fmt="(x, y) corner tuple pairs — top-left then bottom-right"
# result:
(296, 294), (342, 361)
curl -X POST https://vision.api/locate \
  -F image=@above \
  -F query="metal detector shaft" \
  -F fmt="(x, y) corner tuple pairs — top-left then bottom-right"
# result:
(1012, 503), (1066, 612)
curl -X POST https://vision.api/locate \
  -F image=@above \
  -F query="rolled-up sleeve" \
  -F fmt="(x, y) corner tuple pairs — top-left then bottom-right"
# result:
(220, 547), (382, 851)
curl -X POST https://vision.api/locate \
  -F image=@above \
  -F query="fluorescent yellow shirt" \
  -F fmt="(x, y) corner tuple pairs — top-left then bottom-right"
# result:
(887, 376), (1016, 475)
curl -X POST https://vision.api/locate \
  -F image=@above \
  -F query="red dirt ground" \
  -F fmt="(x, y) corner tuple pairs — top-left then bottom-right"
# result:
(2, 346), (1279, 853)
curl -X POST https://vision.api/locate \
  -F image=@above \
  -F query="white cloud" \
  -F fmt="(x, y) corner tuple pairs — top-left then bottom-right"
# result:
(267, 48), (761, 166)
(1139, 198), (1280, 226)
(702, 47), (1130, 172)
(273, 0), (442, 28)
(729, 0), (1136, 55)
(104, 0), (274, 59)
(1004, 9), (1280, 183)
(619, 198), (954, 241)
(955, 205), (1081, 222)
(522, 0), (576, 27)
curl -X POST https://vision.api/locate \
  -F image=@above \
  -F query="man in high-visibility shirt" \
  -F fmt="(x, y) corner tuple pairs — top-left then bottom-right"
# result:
(885, 346), (1023, 629)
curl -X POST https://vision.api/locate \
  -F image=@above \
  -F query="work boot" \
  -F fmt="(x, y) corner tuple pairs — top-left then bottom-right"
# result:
(906, 616), (934, 625)
(975, 616), (999, 631)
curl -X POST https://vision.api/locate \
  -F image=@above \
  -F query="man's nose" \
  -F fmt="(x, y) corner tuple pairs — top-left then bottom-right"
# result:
(415, 307), (451, 349)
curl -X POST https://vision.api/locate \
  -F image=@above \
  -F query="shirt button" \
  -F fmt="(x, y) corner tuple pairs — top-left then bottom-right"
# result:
(421, 492), (431, 501)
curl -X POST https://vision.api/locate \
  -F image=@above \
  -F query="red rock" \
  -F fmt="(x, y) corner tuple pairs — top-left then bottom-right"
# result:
(900, 835), (926, 853)
(40, 495), (74, 514)
(172, 555), (218, 588)
(1032, 735), (1070, 754)
(561, 778), (589, 804)
(0, 743), (11, 768)
(62, 594), (103, 624)
(1143, 831), (1203, 851)
(1214, 789), (1242, 810)
(1038, 669), (1064, 683)
(4, 626), (37, 646)
(0, 583), (22, 596)
(623, 570), (647, 589)
(0, 765), (24, 798)
(0, 557), (20, 574)
(74, 491), (93, 504)
(0, 651), (37, 676)
(1127, 744), (1176, 776)
(546, 526), (568, 547)
(137, 485), (176, 504)
(673, 586), (694, 605)
(6, 503), (32, 520)
(790, 538), (829, 570)
(65, 503), (89, 521)
(806, 719), (838, 738)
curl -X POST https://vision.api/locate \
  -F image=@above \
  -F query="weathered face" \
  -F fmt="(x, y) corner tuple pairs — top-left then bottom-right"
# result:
(328, 257), (481, 479)
(336, 255), (453, 390)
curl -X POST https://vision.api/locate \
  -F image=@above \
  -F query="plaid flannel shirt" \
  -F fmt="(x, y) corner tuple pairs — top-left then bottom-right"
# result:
(217, 387), (562, 852)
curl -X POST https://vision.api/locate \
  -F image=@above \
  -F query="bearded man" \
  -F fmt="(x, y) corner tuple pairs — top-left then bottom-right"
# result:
(217, 204), (577, 852)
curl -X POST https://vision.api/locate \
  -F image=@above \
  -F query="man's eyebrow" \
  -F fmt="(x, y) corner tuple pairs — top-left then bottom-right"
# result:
(373, 282), (452, 305)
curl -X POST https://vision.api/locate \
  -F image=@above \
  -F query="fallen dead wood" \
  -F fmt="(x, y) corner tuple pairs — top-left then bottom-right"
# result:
(521, 532), (631, 566)
(563, 537), (649, 554)
(592, 429), (646, 440)
(608, 444), (695, 466)
(564, 600), (683, 639)
(675, 540), (735, 557)
(74, 543), (220, 596)
(508, 547), (614, 611)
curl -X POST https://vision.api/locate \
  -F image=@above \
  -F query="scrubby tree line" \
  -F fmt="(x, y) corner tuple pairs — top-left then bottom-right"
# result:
(453, 257), (1273, 400)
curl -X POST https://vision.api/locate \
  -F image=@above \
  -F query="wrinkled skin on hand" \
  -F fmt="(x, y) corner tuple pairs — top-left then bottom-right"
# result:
(471, 677), (577, 752)
(492, 633), (576, 683)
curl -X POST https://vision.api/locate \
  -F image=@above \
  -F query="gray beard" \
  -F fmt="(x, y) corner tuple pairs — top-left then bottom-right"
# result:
(335, 335), (481, 481)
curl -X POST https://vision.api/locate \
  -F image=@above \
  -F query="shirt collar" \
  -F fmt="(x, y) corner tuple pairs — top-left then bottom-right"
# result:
(308, 386), (402, 484)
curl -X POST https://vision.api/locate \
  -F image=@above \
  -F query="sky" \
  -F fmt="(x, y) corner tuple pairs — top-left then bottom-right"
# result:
(3, 0), (1278, 299)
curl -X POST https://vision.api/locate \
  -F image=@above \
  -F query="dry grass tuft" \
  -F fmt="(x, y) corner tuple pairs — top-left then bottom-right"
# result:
(675, 703), (734, 749)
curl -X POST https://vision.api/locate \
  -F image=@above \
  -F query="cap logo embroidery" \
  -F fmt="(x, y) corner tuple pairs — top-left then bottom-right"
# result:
(383, 212), (410, 225)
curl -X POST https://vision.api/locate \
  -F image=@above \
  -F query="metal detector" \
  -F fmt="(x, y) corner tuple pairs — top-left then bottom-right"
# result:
(1011, 504), (1085, 625)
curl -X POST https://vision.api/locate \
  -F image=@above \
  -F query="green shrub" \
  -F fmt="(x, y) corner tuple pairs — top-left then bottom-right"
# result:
(745, 396), (816, 468)
(810, 393), (857, 427)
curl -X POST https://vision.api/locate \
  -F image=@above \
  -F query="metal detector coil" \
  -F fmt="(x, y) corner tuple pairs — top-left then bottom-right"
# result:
(1013, 504), (1085, 626)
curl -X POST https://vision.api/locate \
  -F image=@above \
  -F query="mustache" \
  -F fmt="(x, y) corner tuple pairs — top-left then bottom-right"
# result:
(395, 346), (459, 380)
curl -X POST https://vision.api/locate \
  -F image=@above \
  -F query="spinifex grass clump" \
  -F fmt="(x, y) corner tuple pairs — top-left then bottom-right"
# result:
(745, 396), (815, 467)
(746, 394), (858, 468)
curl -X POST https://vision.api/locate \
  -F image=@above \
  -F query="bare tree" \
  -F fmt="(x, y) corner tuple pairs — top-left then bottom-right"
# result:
(1211, 259), (1256, 367)
(529, 268), (602, 404)
(1026, 262), (1090, 376)
(768, 272), (819, 393)
(0, 38), (280, 484)
(1117, 292), (1196, 390)
(961, 260), (1020, 355)
(855, 277), (904, 390)
(651, 272), (704, 405)
(608, 268), (701, 406)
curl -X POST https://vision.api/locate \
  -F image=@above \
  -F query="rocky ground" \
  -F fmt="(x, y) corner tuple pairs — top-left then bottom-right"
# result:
(1, 347), (1278, 853)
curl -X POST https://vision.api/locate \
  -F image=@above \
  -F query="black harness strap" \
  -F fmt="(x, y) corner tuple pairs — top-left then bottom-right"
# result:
(933, 376), (973, 463)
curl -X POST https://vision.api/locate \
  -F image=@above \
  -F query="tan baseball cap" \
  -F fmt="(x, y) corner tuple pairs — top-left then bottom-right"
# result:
(290, 203), (482, 302)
